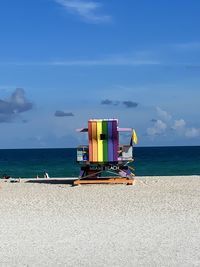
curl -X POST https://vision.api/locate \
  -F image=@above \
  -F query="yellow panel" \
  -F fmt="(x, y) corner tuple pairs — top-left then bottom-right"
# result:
(97, 120), (103, 162)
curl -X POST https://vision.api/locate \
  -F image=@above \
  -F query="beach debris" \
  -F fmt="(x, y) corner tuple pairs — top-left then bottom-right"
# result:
(10, 179), (18, 183)
(2, 174), (11, 180)
(44, 172), (50, 179)
(9, 177), (21, 183)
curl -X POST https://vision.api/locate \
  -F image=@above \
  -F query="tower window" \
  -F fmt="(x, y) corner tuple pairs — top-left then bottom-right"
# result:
(100, 134), (106, 140)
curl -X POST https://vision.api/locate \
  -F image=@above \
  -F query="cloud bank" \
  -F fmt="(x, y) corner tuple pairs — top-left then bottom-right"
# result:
(54, 110), (74, 117)
(147, 107), (200, 139)
(0, 88), (33, 122)
(122, 101), (138, 108)
(147, 119), (167, 136)
(101, 99), (138, 108)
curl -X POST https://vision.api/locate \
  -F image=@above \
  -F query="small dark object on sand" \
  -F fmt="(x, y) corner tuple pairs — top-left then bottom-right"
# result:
(10, 179), (20, 183)
(2, 174), (11, 179)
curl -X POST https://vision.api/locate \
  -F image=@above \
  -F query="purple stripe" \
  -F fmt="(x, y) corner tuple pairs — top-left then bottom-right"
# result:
(108, 121), (113, 161)
(112, 120), (118, 161)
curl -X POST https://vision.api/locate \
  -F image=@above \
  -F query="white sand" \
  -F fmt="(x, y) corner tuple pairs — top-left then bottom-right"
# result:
(0, 176), (200, 267)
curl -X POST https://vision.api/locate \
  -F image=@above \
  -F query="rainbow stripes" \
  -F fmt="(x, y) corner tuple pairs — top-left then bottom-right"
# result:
(88, 119), (118, 162)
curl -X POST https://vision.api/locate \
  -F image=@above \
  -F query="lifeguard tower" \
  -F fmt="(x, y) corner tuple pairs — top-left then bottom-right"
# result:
(74, 119), (137, 185)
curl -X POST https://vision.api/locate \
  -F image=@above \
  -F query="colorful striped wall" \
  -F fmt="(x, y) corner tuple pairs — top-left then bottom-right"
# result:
(88, 119), (118, 162)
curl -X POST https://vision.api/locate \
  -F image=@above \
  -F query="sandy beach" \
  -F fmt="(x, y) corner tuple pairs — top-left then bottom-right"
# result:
(0, 176), (200, 267)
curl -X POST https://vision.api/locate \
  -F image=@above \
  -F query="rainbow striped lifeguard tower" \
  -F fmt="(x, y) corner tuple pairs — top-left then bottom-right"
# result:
(75, 119), (137, 185)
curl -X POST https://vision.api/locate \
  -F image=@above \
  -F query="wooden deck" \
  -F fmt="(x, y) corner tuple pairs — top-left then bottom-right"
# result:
(73, 177), (135, 186)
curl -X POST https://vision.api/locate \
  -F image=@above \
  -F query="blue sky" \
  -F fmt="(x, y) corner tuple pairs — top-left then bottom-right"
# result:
(0, 0), (200, 148)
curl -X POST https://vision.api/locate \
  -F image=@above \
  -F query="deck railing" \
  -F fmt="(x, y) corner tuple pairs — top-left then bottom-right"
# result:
(77, 145), (133, 163)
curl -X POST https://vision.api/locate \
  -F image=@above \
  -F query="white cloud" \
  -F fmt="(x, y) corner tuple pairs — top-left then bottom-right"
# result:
(172, 119), (200, 139)
(172, 119), (186, 130)
(147, 107), (200, 140)
(0, 57), (160, 67)
(147, 119), (167, 136)
(172, 42), (200, 51)
(156, 107), (172, 121)
(52, 58), (160, 66)
(185, 128), (200, 138)
(55, 0), (111, 23)
(7, 38), (200, 68)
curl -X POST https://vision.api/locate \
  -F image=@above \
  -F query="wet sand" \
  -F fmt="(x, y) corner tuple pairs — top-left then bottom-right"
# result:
(0, 176), (200, 267)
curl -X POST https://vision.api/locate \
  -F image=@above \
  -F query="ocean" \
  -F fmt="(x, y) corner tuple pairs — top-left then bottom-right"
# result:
(0, 146), (200, 178)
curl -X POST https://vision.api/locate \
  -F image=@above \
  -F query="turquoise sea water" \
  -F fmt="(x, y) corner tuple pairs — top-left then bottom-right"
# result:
(0, 146), (200, 178)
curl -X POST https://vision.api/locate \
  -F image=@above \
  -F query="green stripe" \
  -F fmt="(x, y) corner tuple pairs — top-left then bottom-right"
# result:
(102, 121), (108, 162)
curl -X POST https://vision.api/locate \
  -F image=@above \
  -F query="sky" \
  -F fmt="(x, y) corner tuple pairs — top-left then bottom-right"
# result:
(0, 0), (200, 148)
